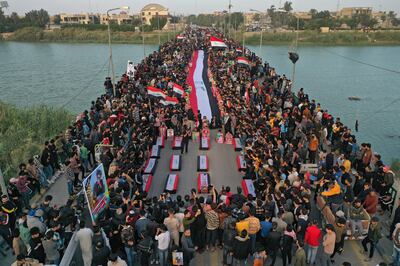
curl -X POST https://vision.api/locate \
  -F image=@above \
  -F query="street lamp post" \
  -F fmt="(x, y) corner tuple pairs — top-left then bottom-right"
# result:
(157, 14), (161, 46)
(250, 9), (263, 56)
(140, 14), (146, 57)
(228, 0), (232, 38)
(107, 6), (129, 97)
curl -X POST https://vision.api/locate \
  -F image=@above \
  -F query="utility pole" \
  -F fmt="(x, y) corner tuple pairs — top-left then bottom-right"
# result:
(173, 12), (176, 38)
(157, 14), (160, 46)
(107, 6), (129, 96)
(242, 13), (245, 51)
(228, 0), (232, 38)
(107, 11), (116, 96)
(141, 15), (146, 57)
(292, 17), (299, 87)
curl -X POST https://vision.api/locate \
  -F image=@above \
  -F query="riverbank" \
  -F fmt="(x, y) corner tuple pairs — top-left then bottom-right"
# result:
(0, 102), (73, 181)
(2, 27), (400, 45)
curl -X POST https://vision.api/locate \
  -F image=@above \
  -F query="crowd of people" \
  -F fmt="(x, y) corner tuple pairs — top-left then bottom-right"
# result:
(1, 27), (398, 266)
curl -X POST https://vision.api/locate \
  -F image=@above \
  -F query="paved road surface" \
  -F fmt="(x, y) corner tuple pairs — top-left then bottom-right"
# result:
(148, 130), (243, 198)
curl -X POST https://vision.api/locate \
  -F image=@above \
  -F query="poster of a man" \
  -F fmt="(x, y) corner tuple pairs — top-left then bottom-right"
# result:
(83, 164), (109, 221)
(93, 169), (105, 199)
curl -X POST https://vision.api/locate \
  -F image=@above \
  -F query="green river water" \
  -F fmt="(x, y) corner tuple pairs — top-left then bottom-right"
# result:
(0, 42), (399, 161)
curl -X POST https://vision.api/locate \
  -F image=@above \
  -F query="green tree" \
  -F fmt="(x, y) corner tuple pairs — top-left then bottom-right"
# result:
(353, 13), (377, 29)
(24, 9), (50, 27)
(9, 12), (20, 24)
(283, 1), (293, 13)
(230, 12), (244, 30)
(310, 9), (318, 18)
(150, 16), (167, 30)
(53, 14), (61, 25)
(393, 18), (400, 27)
(253, 13), (260, 22)
(186, 14), (196, 24)
(170, 15), (180, 24)
(388, 11), (397, 21)
(288, 16), (305, 30)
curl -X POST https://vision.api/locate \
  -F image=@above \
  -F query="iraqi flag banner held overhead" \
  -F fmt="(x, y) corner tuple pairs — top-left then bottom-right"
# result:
(187, 50), (221, 121)
(237, 56), (250, 66)
(173, 83), (184, 96)
(160, 96), (179, 106)
(210, 36), (227, 48)
(147, 86), (166, 99)
(242, 179), (256, 197)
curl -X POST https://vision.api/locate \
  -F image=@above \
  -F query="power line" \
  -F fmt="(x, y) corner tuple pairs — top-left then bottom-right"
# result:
(60, 59), (109, 109)
(324, 48), (400, 123)
(325, 49), (400, 75)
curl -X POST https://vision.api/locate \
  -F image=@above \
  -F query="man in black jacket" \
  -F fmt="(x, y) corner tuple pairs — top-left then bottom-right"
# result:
(92, 241), (110, 266)
(28, 227), (46, 264)
(222, 221), (237, 265)
(390, 201), (400, 237)
(230, 187), (246, 208)
(267, 222), (282, 266)
(231, 229), (250, 265)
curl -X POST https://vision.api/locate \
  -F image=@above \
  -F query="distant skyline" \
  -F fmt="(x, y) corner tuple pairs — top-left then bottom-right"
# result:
(3, 0), (400, 15)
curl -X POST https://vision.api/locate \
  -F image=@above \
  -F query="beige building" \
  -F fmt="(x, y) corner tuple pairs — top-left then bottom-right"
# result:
(59, 13), (97, 24)
(340, 7), (372, 18)
(294, 12), (312, 20)
(99, 12), (134, 25)
(141, 3), (169, 25)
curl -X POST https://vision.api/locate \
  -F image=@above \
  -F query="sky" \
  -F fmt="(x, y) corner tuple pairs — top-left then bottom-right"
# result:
(3, 0), (400, 15)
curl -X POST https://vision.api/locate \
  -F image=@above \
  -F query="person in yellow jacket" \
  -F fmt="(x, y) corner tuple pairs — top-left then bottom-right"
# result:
(321, 181), (341, 197)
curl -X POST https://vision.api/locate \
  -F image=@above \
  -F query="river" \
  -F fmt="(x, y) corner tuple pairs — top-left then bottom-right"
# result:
(0, 41), (399, 162)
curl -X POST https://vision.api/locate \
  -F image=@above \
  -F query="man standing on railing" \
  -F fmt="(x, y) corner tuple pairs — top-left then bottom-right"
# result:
(41, 141), (53, 179)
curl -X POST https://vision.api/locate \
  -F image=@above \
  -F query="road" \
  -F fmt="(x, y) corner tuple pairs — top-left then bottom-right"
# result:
(148, 130), (243, 198)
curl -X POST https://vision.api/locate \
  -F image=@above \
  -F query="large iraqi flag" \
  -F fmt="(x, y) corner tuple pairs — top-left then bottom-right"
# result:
(210, 36), (227, 48)
(187, 50), (220, 121)
(147, 86), (166, 99)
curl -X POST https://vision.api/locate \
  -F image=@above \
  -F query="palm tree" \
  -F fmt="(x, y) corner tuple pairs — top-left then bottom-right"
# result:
(283, 1), (293, 13)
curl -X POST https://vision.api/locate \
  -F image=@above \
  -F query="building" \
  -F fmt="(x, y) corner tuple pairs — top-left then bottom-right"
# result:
(213, 11), (228, 17)
(140, 3), (169, 25)
(293, 12), (312, 20)
(99, 12), (134, 25)
(340, 7), (372, 18)
(244, 12), (270, 31)
(59, 13), (98, 24)
(320, 27), (330, 33)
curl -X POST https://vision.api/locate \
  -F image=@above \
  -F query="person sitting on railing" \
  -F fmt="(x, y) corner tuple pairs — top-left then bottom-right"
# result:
(349, 199), (367, 239)
(320, 180), (343, 212)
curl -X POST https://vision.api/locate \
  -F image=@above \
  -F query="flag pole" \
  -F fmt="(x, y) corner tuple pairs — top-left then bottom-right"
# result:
(82, 176), (95, 224)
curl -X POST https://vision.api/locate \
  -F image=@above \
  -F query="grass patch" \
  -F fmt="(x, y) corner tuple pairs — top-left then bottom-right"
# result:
(0, 102), (73, 181)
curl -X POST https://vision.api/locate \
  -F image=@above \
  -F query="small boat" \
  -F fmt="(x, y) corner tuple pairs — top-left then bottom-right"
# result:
(348, 96), (361, 101)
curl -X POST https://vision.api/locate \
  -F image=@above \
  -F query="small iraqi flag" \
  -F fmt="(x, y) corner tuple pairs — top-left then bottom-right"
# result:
(210, 36), (227, 48)
(173, 83), (185, 96)
(177, 34), (185, 40)
(160, 96), (179, 106)
(236, 47), (243, 53)
(147, 86), (166, 99)
(237, 56), (250, 66)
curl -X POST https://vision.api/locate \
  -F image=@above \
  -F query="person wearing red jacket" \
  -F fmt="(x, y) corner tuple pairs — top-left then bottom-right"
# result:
(364, 190), (379, 215)
(304, 220), (322, 265)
